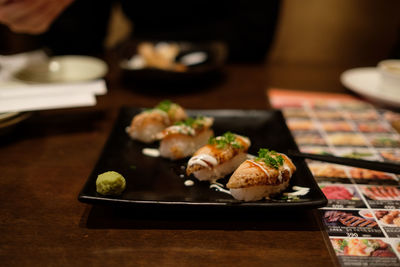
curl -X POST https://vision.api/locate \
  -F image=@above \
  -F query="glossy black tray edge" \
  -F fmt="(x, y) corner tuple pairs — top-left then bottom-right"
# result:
(78, 108), (327, 210)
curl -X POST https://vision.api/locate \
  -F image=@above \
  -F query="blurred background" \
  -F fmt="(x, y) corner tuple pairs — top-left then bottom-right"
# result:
(1, 0), (399, 67)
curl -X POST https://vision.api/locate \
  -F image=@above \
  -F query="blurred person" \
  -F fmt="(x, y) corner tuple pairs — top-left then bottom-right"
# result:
(0, 0), (280, 61)
(0, 0), (113, 55)
(0, 0), (75, 34)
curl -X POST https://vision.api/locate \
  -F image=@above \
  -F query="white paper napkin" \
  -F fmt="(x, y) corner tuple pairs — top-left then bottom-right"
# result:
(0, 80), (107, 113)
(0, 93), (97, 113)
(0, 51), (108, 113)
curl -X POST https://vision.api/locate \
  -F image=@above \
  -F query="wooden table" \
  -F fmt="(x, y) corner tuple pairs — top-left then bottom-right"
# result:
(0, 52), (350, 266)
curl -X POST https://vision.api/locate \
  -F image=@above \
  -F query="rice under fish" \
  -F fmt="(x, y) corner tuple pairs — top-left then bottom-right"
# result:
(186, 132), (251, 181)
(157, 116), (214, 160)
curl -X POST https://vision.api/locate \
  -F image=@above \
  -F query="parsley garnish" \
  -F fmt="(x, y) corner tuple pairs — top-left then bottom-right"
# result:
(175, 116), (205, 129)
(155, 100), (173, 113)
(255, 148), (284, 169)
(208, 132), (243, 149)
(339, 239), (348, 251)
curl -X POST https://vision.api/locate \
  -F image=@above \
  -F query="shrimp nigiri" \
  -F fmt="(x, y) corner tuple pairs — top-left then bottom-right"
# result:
(227, 148), (296, 201)
(186, 132), (250, 181)
(126, 100), (187, 143)
(157, 116), (214, 160)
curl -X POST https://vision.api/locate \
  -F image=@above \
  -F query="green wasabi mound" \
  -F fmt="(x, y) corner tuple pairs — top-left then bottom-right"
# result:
(96, 171), (126, 196)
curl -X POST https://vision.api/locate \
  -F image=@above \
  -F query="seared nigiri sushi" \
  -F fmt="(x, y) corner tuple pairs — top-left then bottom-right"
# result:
(126, 100), (187, 143)
(186, 132), (250, 181)
(157, 116), (214, 160)
(227, 148), (296, 201)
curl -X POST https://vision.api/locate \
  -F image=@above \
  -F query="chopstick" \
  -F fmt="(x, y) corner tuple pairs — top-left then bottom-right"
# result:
(288, 150), (400, 174)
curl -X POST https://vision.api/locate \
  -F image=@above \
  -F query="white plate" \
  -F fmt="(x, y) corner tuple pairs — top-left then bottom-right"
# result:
(340, 67), (400, 107)
(14, 55), (108, 83)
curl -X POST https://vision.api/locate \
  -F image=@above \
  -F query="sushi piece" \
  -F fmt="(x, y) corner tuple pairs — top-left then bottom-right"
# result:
(227, 148), (296, 201)
(186, 132), (251, 181)
(157, 116), (214, 160)
(126, 100), (187, 143)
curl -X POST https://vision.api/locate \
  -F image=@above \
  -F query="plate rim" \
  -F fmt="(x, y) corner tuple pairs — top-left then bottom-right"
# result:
(14, 55), (108, 84)
(340, 67), (400, 107)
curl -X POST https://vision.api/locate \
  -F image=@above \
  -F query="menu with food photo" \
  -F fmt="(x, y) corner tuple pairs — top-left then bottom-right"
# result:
(349, 168), (398, 185)
(322, 209), (384, 237)
(308, 162), (351, 184)
(268, 88), (400, 266)
(374, 210), (400, 238)
(319, 184), (366, 208)
(379, 149), (400, 163)
(359, 185), (400, 209)
(331, 238), (399, 266)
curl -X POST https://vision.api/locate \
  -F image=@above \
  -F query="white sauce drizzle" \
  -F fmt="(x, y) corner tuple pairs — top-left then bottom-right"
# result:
(247, 160), (271, 181)
(188, 154), (218, 168)
(142, 148), (160, 157)
(279, 153), (293, 177)
(184, 180), (195, 187)
(245, 153), (293, 184)
(284, 186), (310, 196)
(165, 125), (195, 136)
(282, 163), (292, 177)
(210, 183), (231, 195)
(277, 172), (283, 182)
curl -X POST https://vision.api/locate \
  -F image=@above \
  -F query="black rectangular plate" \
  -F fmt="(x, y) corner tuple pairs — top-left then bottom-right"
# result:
(78, 108), (327, 209)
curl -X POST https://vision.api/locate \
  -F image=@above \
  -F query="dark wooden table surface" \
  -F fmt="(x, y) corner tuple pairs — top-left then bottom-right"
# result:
(0, 51), (354, 266)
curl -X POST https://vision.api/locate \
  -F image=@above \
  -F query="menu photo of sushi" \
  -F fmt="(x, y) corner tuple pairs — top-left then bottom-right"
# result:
(308, 162), (351, 184)
(359, 185), (400, 209)
(379, 149), (400, 163)
(319, 184), (366, 208)
(293, 132), (326, 146)
(312, 109), (344, 120)
(367, 134), (400, 148)
(330, 238), (399, 267)
(356, 122), (393, 133)
(312, 100), (339, 110)
(374, 210), (400, 238)
(321, 121), (354, 132)
(349, 168), (398, 185)
(286, 118), (317, 132)
(339, 100), (374, 111)
(326, 133), (368, 147)
(282, 107), (310, 119)
(344, 109), (380, 121)
(300, 146), (333, 155)
(322, 209), (384, 237)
